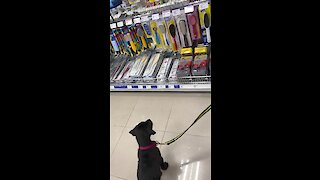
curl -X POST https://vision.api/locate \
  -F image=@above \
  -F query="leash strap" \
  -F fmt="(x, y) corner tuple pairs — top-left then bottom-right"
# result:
(156, 104), (211, 146)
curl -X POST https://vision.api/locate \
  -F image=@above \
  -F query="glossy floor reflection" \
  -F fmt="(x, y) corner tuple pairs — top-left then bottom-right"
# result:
(110, 92), (211, 180)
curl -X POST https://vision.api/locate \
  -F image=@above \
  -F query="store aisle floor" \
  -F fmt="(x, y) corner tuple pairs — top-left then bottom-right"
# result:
(110, 92), (211, 180)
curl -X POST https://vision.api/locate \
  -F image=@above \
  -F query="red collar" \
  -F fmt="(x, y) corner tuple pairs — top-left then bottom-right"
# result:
(139, 142), (157, 151)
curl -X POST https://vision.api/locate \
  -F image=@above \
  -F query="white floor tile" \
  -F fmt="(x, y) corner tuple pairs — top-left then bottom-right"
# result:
(110, 127), (165, 180)
(110, 92), (211, 180)
(159, 132), (211, 180)
(110, 126), (125, 157)
(110, 93), (140, 126)
(166, 94), (211, 136)
(126, 93), (174, 131)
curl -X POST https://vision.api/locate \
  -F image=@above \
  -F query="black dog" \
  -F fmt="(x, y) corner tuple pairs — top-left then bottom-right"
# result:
(130, 119), (169, 180)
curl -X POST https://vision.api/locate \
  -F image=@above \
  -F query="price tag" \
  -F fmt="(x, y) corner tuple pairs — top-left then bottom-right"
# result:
(152, 13), (160, 20)
(199, 1), (209, 10)
(127, 10), (134, 15)
(117, 21), (124, 27)
(133, 18), (141, 24)
(184, 5), (194, 13)
(146, 85), (152, 89)
(141, 16), (149, 22)
(162, 10), (171, 18)
(158, 85), (165, 89)
(125, 19), (133, 25)
(110, 23), (117, 29)
(172, 9), (181, 16)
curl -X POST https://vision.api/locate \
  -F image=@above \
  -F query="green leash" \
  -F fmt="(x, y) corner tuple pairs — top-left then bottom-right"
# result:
(156, 104), (211, 146)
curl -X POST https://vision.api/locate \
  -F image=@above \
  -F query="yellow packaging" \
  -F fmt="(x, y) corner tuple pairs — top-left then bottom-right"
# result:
(157, 20), (171, 49)
(180, 48), (193, 56)
(150, 21), (163, 48)
(166, 19), (180, 52)
(194, 46), (207, 55)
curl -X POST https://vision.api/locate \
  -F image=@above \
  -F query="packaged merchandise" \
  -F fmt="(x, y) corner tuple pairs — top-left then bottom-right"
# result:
(129, 51), (152, 79)
(198, 2), (211, 44)
(157, 19), (171, 50)
(143, 51), (166, 81)
(186, 6), (202, 45)
(175, 12), (192, 48)
(141, 21), (154, 47)
(177, 48), (193, 77)
(157, 57), (173, 81)
(150, 21), (163, 48)
(165, 16), (181, 52)
(168, 58), (179, 81)
(192, 46), (209, 76)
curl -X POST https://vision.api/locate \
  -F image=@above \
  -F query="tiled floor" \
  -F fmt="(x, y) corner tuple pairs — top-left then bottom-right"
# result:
(110, 92), (211, 180)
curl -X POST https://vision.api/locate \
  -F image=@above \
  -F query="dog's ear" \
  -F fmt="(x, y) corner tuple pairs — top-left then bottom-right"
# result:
(129, 128), (137, 136)
(146, 119), (156, 135)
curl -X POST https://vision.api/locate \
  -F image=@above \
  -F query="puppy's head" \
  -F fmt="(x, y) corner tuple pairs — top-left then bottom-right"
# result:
(129, 119), (156, 137)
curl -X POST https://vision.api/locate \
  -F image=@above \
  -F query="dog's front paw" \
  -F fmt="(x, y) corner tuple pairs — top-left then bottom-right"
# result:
(161, 162), (169, 170)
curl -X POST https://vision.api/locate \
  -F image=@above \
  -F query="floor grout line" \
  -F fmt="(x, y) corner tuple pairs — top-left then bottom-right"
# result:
(110, 174), (128, 180)
(161, 100), (174, 144)
(111, 125), (211, 138)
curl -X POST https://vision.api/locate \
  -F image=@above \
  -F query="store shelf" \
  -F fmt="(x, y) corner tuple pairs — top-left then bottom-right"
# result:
(110, 83), (211, 92)
(110, 0), (208, 24)
(110, 75), (211, 92)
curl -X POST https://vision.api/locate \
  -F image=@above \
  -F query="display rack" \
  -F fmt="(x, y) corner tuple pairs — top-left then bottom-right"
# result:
(109, 0), (212, 92)
(111, 75), (211, 91)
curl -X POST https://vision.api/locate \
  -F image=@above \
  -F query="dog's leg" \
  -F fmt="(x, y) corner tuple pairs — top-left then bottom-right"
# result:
(160, 156), (169, 170)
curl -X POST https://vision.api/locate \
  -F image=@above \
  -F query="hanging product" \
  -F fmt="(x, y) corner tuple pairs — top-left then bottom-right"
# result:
(175, 12), (192, 48)
(150, 21), (162, 48)
(198, 3), (211, 44)
(159, 24), (169, 47)
(136, 24), (148, 49)
(156, 18), (170, 49)
(141, 21), (154, 47)
(186, 6), (202, 45)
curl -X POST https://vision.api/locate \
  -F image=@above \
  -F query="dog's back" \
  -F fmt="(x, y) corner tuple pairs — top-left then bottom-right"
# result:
(137, 147), (162, 180)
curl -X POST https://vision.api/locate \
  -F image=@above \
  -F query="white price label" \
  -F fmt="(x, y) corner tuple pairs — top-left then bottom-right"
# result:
(152, 13), (160, 20)
(141, 16), (149, 22)
(184, 5), (194, 13)
(146, 85), (152, 89)
(110, 23), (117, 29)
(162, 10), (171, 18)
(117, 21), (124, 27)
(172, 9), (181, 16)
(125, 19), (133, 25)
(127, 10), (134, 15)
(199, 2), (209, 10)
(133, 18), (141, 24)
(158, 85), (165, 89)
